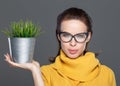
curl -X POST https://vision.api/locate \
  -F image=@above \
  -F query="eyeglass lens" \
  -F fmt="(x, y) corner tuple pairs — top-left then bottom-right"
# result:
(60, 32), (88, 43)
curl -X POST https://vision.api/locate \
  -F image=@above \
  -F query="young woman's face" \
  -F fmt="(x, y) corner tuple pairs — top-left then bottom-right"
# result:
(58, 19), (91, 58)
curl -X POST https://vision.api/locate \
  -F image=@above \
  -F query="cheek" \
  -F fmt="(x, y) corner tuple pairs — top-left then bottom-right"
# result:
(60, 42), (69, 50)
(78, 43), (86, 53)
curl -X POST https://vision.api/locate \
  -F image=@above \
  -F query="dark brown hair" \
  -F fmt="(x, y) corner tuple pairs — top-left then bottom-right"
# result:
(49, 7), (93, 62)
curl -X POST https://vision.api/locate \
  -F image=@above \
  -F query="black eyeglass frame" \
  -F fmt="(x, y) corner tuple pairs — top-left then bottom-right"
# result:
(59, 32), (89, 43)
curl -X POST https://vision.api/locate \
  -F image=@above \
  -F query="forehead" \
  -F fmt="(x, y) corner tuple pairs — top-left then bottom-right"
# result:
(61, 19), (87, 34)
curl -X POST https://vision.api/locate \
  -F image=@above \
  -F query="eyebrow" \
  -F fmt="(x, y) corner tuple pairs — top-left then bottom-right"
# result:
(60, 31), (88, 35)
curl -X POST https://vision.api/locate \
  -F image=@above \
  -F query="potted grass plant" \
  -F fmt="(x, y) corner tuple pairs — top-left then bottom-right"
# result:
(3, 20), (41, 63)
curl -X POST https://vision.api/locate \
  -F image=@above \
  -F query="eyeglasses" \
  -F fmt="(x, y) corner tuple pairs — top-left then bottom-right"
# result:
(59, 32), (89, 43)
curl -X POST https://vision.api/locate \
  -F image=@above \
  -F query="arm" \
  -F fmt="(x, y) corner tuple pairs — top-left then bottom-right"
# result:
(4, 53), (45, 86)
(110, 70), (116, 86)
(31, 61), (44, 86)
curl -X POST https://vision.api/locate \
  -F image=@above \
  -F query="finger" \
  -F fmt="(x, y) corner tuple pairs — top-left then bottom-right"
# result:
(4, 54), (20, 67)
(4, 53), (12, 61)
(7, 53), (13, 61)
(4, 54), (10, 61)
(4, 53), (19, 67)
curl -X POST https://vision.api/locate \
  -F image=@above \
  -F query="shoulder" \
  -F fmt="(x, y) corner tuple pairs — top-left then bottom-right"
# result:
(100, 65), (116, 85)
(40, 63), (59, 82)
(100, 65), (115, 78)
(41, 64), (52, 71)
(100, 65), (114, 73)
(40, 64), (55, 74)
(40, 64), (54, 82)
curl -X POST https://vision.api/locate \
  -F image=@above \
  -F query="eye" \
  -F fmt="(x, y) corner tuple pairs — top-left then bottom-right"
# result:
(76, 33), (86, 38)
(61, 33), (71, 37)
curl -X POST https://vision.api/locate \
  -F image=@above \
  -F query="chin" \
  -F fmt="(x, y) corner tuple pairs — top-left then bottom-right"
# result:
(67, 54), (80, 59)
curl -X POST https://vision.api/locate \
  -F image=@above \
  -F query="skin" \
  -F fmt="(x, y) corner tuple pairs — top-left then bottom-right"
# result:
(58, 19), (91, 58)
(4, 19), (91, 86)
(4, 54), (44, 86)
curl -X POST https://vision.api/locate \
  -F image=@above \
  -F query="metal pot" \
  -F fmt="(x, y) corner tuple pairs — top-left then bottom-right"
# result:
(8, 38), (36, 63)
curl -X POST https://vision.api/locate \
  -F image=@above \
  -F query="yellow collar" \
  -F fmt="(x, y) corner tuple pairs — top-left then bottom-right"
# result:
(52, 50), (101, 81)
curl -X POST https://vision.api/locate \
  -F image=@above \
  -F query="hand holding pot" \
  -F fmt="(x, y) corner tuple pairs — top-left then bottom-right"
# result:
(4, 53), (45, 86)
(4, 53), (39, 71)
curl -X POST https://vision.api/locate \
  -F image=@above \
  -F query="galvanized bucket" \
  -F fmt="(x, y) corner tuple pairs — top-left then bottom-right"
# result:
(8, 38), (36, 63)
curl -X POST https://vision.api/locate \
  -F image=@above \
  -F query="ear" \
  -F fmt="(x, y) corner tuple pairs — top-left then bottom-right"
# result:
(57, 34), (61, 41)
(86, 32), (92, 43)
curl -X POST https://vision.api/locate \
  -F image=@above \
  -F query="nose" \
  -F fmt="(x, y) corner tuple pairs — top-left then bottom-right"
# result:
(70, 38), (77, 47)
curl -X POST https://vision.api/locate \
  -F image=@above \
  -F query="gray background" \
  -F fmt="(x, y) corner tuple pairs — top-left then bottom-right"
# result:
(0, 0), (119, 86)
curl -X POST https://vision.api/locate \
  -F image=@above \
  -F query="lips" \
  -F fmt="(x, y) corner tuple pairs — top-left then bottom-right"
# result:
(68, 49), (78, 54)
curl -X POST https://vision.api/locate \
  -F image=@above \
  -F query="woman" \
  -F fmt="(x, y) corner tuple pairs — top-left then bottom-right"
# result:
(5, 7), (116, 86)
